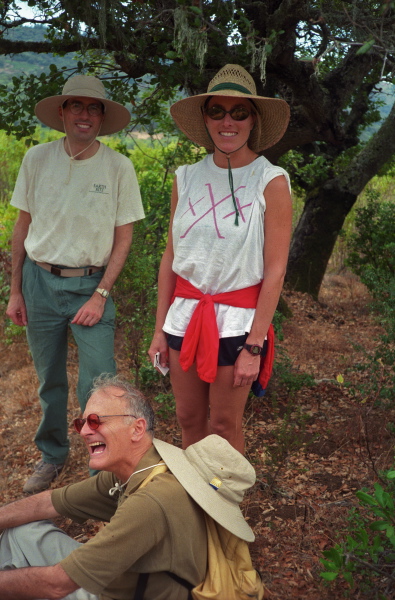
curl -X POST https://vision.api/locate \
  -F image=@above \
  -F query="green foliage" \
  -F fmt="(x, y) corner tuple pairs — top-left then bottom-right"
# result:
(0, 131), (32, 203)
(279, 150), (331, 195)
(153, 392), (176, 419)
(1, 0), (395, 300)
(0, 128), (63, 250)
(0, 121), (204, 360)
(112, 135), (206, 390)
(2, 321), (25, 345)
(356, 38), (376, 56)
(272, 309), (286, 342)
(320, 470), (395, 596)
(0, 67), (80, 141)
(0, 266), (10, 317)
(0, 203), (17, 250)
(347, 190), (395, 281)
(346, 190), (395, 406)
(0, 131), (31, 321)
(273, 347), (315, 393)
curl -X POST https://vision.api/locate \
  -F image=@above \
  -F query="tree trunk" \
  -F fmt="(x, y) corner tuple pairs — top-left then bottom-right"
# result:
(286, 96), (395, 299)
(285, 180), (356, 299)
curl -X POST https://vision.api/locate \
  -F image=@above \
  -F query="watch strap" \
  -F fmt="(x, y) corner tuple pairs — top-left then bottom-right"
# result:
(243, 343), (264, 356)
(95, 287), (109, 298)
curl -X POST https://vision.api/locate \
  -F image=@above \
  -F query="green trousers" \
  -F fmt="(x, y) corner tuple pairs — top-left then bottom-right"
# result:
(22, 257), (116, 464)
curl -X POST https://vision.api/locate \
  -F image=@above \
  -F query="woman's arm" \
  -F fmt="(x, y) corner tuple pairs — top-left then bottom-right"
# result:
(148, 178), (179, 369)
(233, 175), (292, 387)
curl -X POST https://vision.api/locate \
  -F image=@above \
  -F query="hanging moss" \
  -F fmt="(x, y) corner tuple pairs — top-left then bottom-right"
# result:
(173, 7), (208, 70)
(249, 42), (267, 86)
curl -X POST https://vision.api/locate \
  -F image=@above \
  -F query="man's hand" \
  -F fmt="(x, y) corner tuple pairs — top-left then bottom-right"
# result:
(71, 293), (106, 326)
(6, 292), (28, 326)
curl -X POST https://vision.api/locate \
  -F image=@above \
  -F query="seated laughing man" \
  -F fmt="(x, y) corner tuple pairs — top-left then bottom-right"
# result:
(0, 374), (257, 600)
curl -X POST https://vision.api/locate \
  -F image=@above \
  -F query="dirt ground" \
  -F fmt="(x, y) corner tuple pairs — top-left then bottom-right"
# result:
(0, 271), (393, 599)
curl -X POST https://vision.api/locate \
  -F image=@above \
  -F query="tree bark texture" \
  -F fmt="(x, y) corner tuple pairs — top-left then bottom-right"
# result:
(286, 97), (395, 298)
(286, 181), (356, 299)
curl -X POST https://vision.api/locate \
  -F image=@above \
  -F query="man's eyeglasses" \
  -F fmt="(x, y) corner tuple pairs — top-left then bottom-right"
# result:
(64, 100), (104, 117)
(73, 413), (136, 433)
(204, 105), (251, 121)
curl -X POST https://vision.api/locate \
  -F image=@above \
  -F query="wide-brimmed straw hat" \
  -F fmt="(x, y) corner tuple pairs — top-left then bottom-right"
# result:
(170, 64), (290, 153)
(34, 74), (130, 136)
(153, 434), (256, 542)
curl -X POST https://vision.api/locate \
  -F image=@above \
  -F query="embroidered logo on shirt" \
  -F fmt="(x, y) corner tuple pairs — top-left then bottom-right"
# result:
(90, 184), (109, 194)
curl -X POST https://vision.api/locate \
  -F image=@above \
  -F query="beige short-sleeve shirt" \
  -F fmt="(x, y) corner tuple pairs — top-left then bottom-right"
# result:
(11, 138), (145, 267)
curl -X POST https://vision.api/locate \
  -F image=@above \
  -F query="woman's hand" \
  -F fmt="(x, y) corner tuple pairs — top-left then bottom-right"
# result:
(148, 331), (169, 371)
(233, 350), (261, 388)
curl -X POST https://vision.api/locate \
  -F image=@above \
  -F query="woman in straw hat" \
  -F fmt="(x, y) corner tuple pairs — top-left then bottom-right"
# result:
(148, 64), (292, 453)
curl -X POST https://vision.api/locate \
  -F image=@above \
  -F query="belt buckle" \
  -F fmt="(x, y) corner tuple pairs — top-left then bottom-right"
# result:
(50, 266), (62, 276)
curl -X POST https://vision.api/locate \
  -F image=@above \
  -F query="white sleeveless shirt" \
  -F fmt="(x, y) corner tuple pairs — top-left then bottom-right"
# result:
(163, 154), (290, 338)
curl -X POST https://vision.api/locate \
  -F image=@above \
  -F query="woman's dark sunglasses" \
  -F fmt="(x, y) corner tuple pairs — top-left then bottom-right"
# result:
(73, 413), (136, 433)
(205, 105), (251, 121)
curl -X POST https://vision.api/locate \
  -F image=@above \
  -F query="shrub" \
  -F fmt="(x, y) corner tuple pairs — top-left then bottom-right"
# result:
(346, 192), (395, 406)
(112, 137), (206, 390)
(320, 468), (395, 596)
(347, 190), (395, 281)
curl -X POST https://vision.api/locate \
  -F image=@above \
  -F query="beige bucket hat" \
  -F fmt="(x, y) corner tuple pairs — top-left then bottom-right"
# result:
(153, 434), (256, 542)
(34, 74), (131, 136)
(170, 63), (290, 153)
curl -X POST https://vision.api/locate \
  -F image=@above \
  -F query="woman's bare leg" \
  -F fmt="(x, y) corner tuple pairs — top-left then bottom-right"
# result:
(169, 348), (211, 448)
(209, 365), (250, 454)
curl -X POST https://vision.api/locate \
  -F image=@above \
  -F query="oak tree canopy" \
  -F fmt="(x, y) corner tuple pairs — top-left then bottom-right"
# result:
(1, 0), (394, 297)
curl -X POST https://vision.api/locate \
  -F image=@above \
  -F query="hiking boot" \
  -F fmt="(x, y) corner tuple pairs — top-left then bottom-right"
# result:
(23, 460), (65, 494)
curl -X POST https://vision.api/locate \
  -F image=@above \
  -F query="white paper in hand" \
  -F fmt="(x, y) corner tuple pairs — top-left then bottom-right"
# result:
(154, 352), (169, 376)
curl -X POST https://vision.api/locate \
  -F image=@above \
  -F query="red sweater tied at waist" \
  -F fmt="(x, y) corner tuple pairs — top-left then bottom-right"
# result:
(171, 276), (274, 388)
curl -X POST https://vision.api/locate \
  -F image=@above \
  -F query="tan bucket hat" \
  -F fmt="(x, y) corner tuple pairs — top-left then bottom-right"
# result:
(170, 63), (290, 153)
(153, 434), (256, 542)
(34, 74), (131, 136)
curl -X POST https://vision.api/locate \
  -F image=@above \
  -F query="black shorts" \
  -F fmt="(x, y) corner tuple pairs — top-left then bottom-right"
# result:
(166, 333), (267, 367)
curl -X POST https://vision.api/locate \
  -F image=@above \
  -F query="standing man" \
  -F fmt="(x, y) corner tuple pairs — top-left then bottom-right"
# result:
(6, 75), (145, 494)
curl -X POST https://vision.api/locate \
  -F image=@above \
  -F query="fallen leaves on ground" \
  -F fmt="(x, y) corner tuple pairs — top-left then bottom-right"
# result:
(1, 272), (394, 599)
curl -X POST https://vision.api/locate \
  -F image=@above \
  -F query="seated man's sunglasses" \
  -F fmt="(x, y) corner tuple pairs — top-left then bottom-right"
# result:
(73, 413), (136, 433)
(204, 105), (251, 121)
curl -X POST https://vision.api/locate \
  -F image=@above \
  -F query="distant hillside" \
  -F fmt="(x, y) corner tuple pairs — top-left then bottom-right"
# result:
(0, 24), (76, 85)
(361, 81), (394, 140)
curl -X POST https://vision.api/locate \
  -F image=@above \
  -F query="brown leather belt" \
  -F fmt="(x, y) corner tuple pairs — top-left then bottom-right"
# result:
(35, 262), (104, 277)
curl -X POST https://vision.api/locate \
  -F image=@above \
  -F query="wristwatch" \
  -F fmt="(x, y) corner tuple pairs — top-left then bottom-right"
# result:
(95, 287), (110, 299)
(242, 343), (264, 356)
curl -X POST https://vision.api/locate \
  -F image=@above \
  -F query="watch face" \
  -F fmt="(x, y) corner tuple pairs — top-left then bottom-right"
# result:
(250, 345), (261, 355)
(96, 288), (109, 298)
